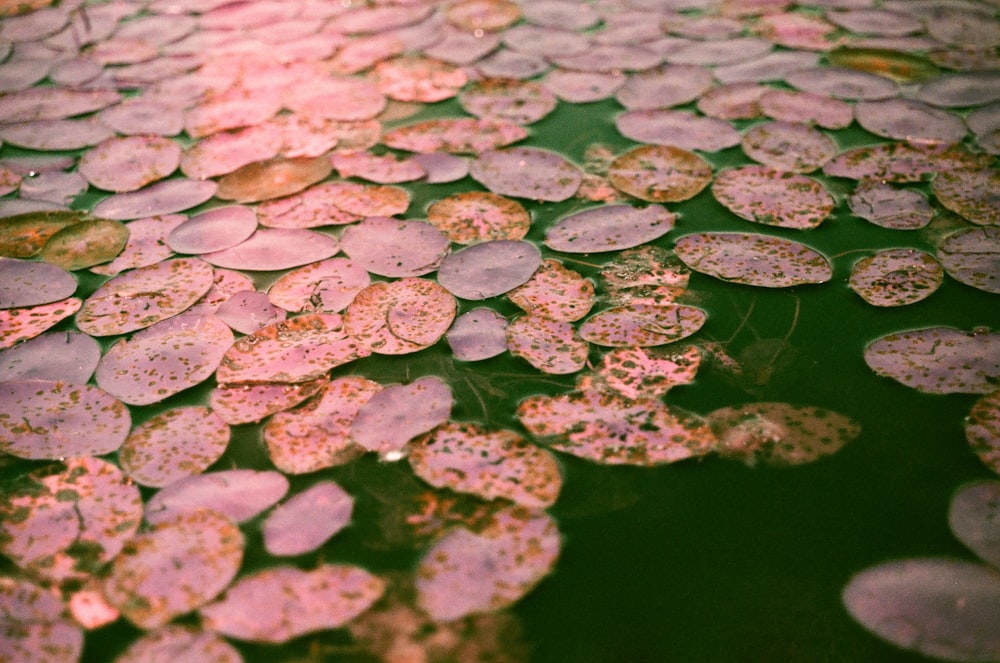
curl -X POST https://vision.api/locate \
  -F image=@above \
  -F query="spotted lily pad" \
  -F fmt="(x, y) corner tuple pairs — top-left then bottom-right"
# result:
(854, 98), (967, 146)
(712, 166), (834, 230)
(78, 135), (181, 193)
(0, 297), (82, 350)
(607, 145), (712, 203)
(545, 204), (676, 253)
(95, 313), (233, 405)
(344, 279), (457, 355)
(933, 168), (1000, 227)
(380, 117), (528, 154)
(848, 249), (943, 307)
(76, 257), (215, 336)
(459, 78), (557, 125)
(262, 481), (354, 556)
(209, 378), (328, 427)
(842, 558), (1000, 663)
(104, 509), (244, 629)
(111, 625), (243, 663)
(470, 147), (582, 202)
(579, 304), (707, 347)
(200, 564), (385, 643)
(967, 391), (1000, 477)
(90, 214), (187, 276)
(416, 505), (559, 622)
(740, 121), (838, 173)
(119, 407), (230, 488)
(823, 142), (990, 182)
(426, 191), (530, 244)
(583, 345), (701, 400)
(0, 257), (76, 308)
(517, 389), (718, 466)
(267, 258), (370, 314)
(508, 259), (594, 322)
(263, 376), (380, 474)
(864, 327), (1000, 394)
(673, 232), (833, 287)
(707, 402), (861, 466)
(217, 313), (370, 384)
(506, 315), (589, 375)
(0, 210), (88, 258)
(409, 422), (562, 509)
(340, 217), (449, 278)
(349, 376), (452, 457)
(0, 379), (130, 459)
(145, 469), (289, 525)
(936, 227), (1000, 295)
(36, 218), (130, 271)
(847, 180), (933, 230)
(0, 457), (142, 582)
(166, 206), (258, 255)
(0, 576), (83, 663)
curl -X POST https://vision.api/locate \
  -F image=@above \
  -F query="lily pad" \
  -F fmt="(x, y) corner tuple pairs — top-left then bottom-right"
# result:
(0, 297), (82, 350)
(166, 206), (258, 255)
(864, 326), (1000, 394)
(506, 314), (589, 375)
(758, 89), (854, 129)
(78, 135), (181, 193)
(616, 109), (742, 152)
(579, 304), (707, 347)
(607, 145), (713, 203)
(38, 218), (130, 271)
(437, 240), (541, 301)
(933, 168), (1000, 227)
(459, 77), (557, 125)
(76, 257), (215, 336)
(823, 142), (990, 182)
(967, 390), (1000, 476)
(445, 308), (509, 361)
(381, 117), (528, 154)
(0, 379), (130, 459)
(92, 178), (218, 220)
(90, 214), (187, 276)
(262, 481), (354, 556)
(508, 259), (594, 322)
(842, 558), (1000, 662)
(937, 227), (1000, 295)
(848, 248), (943, 307)
(673, 232), (833, 287)
(712, 166), (834, 230)
(200, 565), (385, 643)
(209, 378), (328, 427)
(330, 151), (425, 184)
(828, 46), (940, 84)
(104, 509), (244, 629)
(340, 217), (449, 277)
(740, 121), (838, 173)
(470, 147), (582, 202)
(426, 191), (530, 244)
(854, 98), (967, 145)
(785, 66), (900, 101)
(0, 257), (76, 308)
(0, 330), (99, 384)
(583, 345), (701, 400)
(349, 376), (453, 457)
(111, 625), (244, 663)
(267, 258), (370, 314)
(517, 388), (718, 466)
(948, 480), (1000, 569)
(145, 469), (289, 525)
(847, 180), (933, 230)
(202, 228), (339, 271)
(0, 576), (83, 663)
(215, 157), (332, 204)
(416, 505), (559, 622)
(545, 204), (677, 253)
(0, 457), (142, 582)
(0, 210), (88, 258)
(119, 407), (230, 488)
(409, 422), (562, 509)
(344, 278), (457, 354)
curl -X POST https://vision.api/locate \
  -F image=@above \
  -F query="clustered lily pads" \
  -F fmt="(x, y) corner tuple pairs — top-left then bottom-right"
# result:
(0, 0), (998, 661)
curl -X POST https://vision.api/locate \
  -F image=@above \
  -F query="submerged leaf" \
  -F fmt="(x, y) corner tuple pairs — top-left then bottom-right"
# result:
(948, 480), (1000, 569)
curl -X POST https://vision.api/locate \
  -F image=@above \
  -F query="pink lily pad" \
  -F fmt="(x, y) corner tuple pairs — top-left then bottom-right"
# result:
(263, 376), (379, 473)
(696, 82), (769, 120)
(714, 51), (820, 84)
(459, 78), (557, 125)
(446, 308), (509, 361)
(0, 330), (99, 384)
(104, 509), (244, 629)
(145, 469), (289, 525)
(615, 64), (713, 110)
(426, 191), (531, 244)
(508, 259), (594, 322)
(111, 626), (243, 663)
(933, 168), (1000, 227)
(0, 577), (83, 663)
(541, 69), (626, 103)
(607, 145), (713, 203)
(36, 218), (130, 271)
(0, 87), (121, 123)
(166, 206), (258, 255)
(579, 304), (707, 347)
(673, 232), (833, 287)
(340, 217), (449, 277)
(344, 278), (456, 354)
(410, 152), (470, 184)
(0, 257), (76, 309)
(372, 55), (468, 103)
(410, 422), (562, 509)
(95, 313), (234, 405)
(0, 118), (114, 150)
(666, 37), (772, 66)
(848, 248), (944, 307)
(864, 326), (1000, 394)
(966, 390), (1000, 476)
(90, 214), (187, 276)
(583, 345), (701, 400)
(602, 245), (691, 306)
(707, 402), (861, 466)
(917, 71), (1000, 108)
(785, 66), (900, 100)
(616, 109), (741, 151)
(200, 565), (385, 643)
(741, 120), (838, 173)
(416, 505), (560, 621)
(262, 481), (354, 556)
(937, 227), (1000, 294)
(215, 291), (287, 334)
(179, 124), (283, 180)
(202, 228), (339, 271)
(78, 135), (181, 193)
(506, 314), (589, 375)
(267, 258), (370, 314)
(948, 480), (1000, 569)
(187, 268), (254, 316)
(330, 151), (425, 184)
(98, 98), (185, 137)
(209, 377), (328, 426)
(0, 457), (142, 582)
(0, 379), (129, 459)
(437, 240), (542, 300)
(854, 98), (967, 146)
(349, 376), (453, 457)
(217, 313), (370, 384)
(470, 147), (582, 202)
(546, 204), (676, 253)
(824, 142), (991, 182)
(76, 257), (215, 336)
(758, 88), (853, 129)
(549, 44), (661, 72)
(92, 178), (218, 220)
(847, 180), (933, 230)
(120, 407), (230, 488)
(381, 117), (528, 154)
(0, 297), (82, 349)
(517, 388), (718, 466)
(712, 165), (835, 229)
(285, 76), (386, 121)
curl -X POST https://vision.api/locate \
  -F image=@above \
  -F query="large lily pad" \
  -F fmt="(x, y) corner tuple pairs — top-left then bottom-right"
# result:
(340, 216), (449, 277)
(470, 147), (582, 202)
(426, 191), (530, 244)
(437, 240), (541, 300)
(948, 480), (1000, 570)
(144, 469), (289, 525)
(673, 232), (832, 288)
(0, 257), (76, 308)
(0, 576), (83, 663)
(119, 407), (230, 488)
(344, 278), (456, 354)
(545, 205), (676, 253)
(607, 145), (713, 203)
(506, 315), (589, 375)
(508, 259), (594, 322)
(261, 481), (354, 556)
(864, 327), (1000, 394)
(936, 227), (1000, 295)
(848, 249), (944, 307)
(712, 166), (834, 230)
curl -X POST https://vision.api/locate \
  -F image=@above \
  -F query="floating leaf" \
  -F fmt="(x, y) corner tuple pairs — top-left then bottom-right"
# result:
(90, 214), (187, 276)
(0, 379), (130, 459)
(0, 330), (99, 384)
(119, 407), (230, 488)
(854, 98), (966, 146)
(506, 314), (589, 375)
(616, 109), (741, 152)
(0, 257), (76, 308)
(262, 481), (354, 556)
(740, 121), (838, 173)
(340, 217), (449, 278)
(545, 204), (676, 253)
(263, 376), (380, 474)
(95, 313), (233, 405)
(864, 327), (1000, 394)
(266, 258), (370, 314)
(0, 296), (81, 349)
(409, 422), (562, 509)
(848, 248), (943, 307)
(933, 168), (1000, 227)
(0, 576), (83, 663)
(614, 64), (713, 111)
(446, 308), (509, 361)
(437, 240), (541, 301)
(823, 142), (990, 182)
(145, 470), (289, 525)
(828, 46), (940, 84)
(330, 151), (425, 184)
(179, 124), (282, 180)
(673, 232), (832, 287)
(92, 178), (218, 221)
(508, 259), (594, 322)
(602, 245), (691, 305)
(381, 117), (528, 154)
(215, 290), (286, 335)
(0, 210), (88, 258)
(948, 480), (1000, 569)
(582, 345), (701, 400)
(416, 506), (559, 622)
(607, 145), (712, 203)
(707, 402), (861, 466)
(37, 218), (129, 271)
(209, 378), (327, 427)
(712, 166), (834, 230)
(542, 69), (625, 103)
(166, 206), (258, 255)
(517, 389), (717, 466)
(842, 558), (1000, 663)
(470, 147), (582, 202)
(847, 180), (933, 230)
(215, 157), (332, 204)
(459, 77), (556, 125)
(0, 457), (142, 582)
(426, 191), (530, 244)
(579, 304), (706, 348)
(967, 390), (1000, 477)
(758, 88), (854, 129)
(344, 279), (457, 354)
(104, 509), (244, 629)
(217, 313), (369, 384)
(111, 625), (244, 663)
(785, 66), (899, 101)
(202, 228), (339, 271)
(78, 135), (181, 193)
(200, 565), (385, 643)
(696, 82), (768, 120)
(937, 227), (1000, 294)
(349, 376), (452, 457)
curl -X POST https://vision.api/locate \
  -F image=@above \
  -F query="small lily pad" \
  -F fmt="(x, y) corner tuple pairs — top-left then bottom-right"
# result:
(673, 232), (833, 287)
(426, 191), (530, 244)
(607, 145), (713, 203)
(119, 407), (230, 488)
(0, 210), (88, 258)
(937, 227), (1000, 294)
(579, 304), (706, 347)
(145, 469), (289, 525)
(470, 147), (582, 202)
(848, 249), (943, 307)
(508, 259), (594, 322)
(948, 480), (1000, 569)
(262, 481), (354, 556)
(545, 204), (677, 253)
(437, 240), (542, 300)
(823, 142), (989, 182)
(0, 330), (99, 384)
(712, 166), (834, 230)
(209, 378), (328, 426)
(0, 577), (83, 663)
(445, 308), (509, 361)
(267, 258), (371, 314)
(111, 625), (244, 663)
(967, 390), (1000, 476)
(381, 117), (528, 154)
(202, 228), (339, 271)
(740, 121), (838, 173)
(584, 345), (701, 400)
(506, 314), (589, 375)
(78, 135), (181, 193)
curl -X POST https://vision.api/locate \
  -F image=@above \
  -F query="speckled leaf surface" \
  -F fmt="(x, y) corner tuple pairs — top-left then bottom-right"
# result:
(507, 259), (594, 322)
(864, 327), (1000, 394)
(445, 307), (509, 361)
(0, 576), (84, 663)
(607, 145), (712, 203)
(111, 625), (244, 663)
(344, 278), (456, 354)
(426, 191), (530, 243)
(847, 180), (933, 230)
(579, 304), (706, 348)
(340, 217), (449, 278)
(261, 481), (354, 556)
(209, 378), (327, 426)
(936, 227), (1000, 295)
(967, 390), (1000, 476)
(933, 168), (1000, 227)
(711, 166), (834, 230)
(506, 315), (589, 375)
(0, 257), (76, 308)
(673, 232), (832, 288)
(849, 249), (944, 307)
(119, 407), (230, 488)
(584, 345), (701, 400)
(144, 469), (289, 525)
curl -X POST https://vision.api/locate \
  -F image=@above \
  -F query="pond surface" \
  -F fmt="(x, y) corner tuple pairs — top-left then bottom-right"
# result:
(1, 1), (999, 662)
